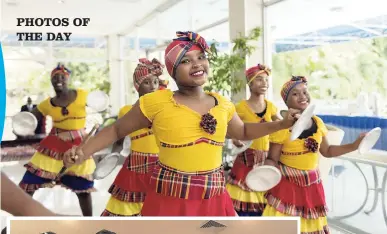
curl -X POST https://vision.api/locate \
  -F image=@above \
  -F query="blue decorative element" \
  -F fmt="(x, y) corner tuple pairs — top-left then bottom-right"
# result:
(0, 43), (6, 140)
(319, 115), (387, 151)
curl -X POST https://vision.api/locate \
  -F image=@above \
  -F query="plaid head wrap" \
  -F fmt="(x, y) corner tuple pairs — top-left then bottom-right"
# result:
(280, 76), (308, 103)
(164, 31), (211, 78)
(245, 64), (271, 85)
(133, 58), (164, 91)
(51, 63), (71, 79)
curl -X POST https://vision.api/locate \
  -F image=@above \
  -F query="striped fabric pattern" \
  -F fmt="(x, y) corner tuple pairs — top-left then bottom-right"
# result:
(126, 150), (158, 173)
(51, 63), (71, 78)
(234, 148), (268, 167)
(245, 64), (271, 84)
(164, 31), (211, 77)
(151, 161), (225, 200)
(35, 127), (88, 160)
(100, 209), (139, 217)
(232, 199), (266, 213)
(108, 185), (146, 203)
(130, 131), (153, 141)
(279, 163), (321, 187)
(265, 194), (328, 219)
(280, 76), (308, 102)
(133, 58), (164, 91)
(160, 137), (225, 148)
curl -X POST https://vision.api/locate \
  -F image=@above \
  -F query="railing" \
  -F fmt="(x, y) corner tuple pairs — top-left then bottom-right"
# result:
(326, 151), (387, 234)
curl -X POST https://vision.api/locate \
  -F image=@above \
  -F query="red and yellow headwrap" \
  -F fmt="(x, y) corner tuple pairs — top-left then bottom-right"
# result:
(133, 58), (164, 91)
(280, 76), (308, 103)
(51, 63), (71, 79)
(245, 64), (271, 85)
(164, 31), (211, 78)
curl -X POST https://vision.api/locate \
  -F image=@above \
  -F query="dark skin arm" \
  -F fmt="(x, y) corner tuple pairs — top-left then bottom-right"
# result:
(319, 134), (365, 158)
(64, 101), (150, 166)
(226, 109), (299, 141)
(265, 142), (283, 167)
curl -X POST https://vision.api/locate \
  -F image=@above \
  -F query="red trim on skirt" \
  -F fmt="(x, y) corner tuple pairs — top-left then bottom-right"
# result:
(101, 209), (139, 217)
(140, 190), (236, 216)
(265, 176), (328, 219)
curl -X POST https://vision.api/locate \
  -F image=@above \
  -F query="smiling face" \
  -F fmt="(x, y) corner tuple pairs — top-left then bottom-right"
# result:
(249, 73), (269, 95)
(286, 83), (310, 111)
(174, 50), (209, 87)
(51, 73), (69, 92)
(138, 75), (159, 96)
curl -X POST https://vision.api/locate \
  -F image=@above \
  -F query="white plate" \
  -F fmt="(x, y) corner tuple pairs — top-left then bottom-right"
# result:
(120, 136), (132, 156)
(245, 165), (282, 192)
(358, 127), (381, 155)
(12, 112), (38, 136)
(87, 90), (110, 112)
(290, 104), (316, 141)
(230, 140), (253, 156)
(93, 152), (120, 180)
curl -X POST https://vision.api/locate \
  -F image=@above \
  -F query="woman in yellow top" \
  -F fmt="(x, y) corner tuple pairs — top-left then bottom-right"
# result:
(226, 64), (279, 216)
(64, 31), (299, 216)
(101, 58), (163, 216)
(18, 64), (96, 216)
(263, 76), (365, 234)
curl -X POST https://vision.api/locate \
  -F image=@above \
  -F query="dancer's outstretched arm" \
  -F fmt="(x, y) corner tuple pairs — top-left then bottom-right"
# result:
(64, 102), (150, 166)
(227, 109), (300, 141)
(1, 172), (56, 216)
(319, 134), (365, 158)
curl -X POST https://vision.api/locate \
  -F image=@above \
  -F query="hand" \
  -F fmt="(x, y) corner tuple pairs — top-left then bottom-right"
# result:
(352, 132), (367, 150)
(280, 108), (301, 128)
(264, 158), (278, 168)
(232, 139), (245, 148)
(63, 146), (86, 167)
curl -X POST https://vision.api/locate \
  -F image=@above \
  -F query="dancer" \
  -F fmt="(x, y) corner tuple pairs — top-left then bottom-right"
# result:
(101, 58), (163, 216)
(18, 64), (96, 216)
(226, 64), (279, 216)
(64, 31), (299, 216)
(262, 76), (365, 234)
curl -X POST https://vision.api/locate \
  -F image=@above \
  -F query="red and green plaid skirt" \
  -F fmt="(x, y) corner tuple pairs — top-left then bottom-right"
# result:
(265, 163), (328, 219)
(140, 161), (236, 216)
(107, 150), (158, 203)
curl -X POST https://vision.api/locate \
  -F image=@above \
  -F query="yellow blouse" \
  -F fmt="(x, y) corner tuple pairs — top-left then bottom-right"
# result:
(270, 116), (328, 170)
(236, 99), (278, 151)
(139, 89), (236, 172)
(118, 105), (159, 154)
(37, 89), (87, 130)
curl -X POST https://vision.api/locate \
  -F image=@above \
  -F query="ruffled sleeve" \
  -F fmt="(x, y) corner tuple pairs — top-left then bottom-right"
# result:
(212, 93), (236, 122)
(139, 90), (169, 122)
(118, 105), (133, 119)
(314, 116), (328, 137)
(269, 129), (289, 145)
(235, 101), (245, 120)
(37, 98), (50, 116)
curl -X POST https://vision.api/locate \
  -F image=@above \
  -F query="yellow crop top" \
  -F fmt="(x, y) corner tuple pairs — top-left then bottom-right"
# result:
(37, 89), (88, 130)
(236, 99), (278, 151)
(270, 116), (328, 170)
(139, 89), (236, 172)
(118, 105), (159, 154)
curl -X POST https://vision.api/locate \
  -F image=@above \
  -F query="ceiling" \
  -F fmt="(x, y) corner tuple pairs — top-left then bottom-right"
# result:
(0, 0), (229, 38)
(1, 0), (387, 53)
(10, 219), (298, 234)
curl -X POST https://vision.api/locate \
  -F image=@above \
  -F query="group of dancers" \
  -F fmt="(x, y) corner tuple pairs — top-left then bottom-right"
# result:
(6, 31), (366, 234)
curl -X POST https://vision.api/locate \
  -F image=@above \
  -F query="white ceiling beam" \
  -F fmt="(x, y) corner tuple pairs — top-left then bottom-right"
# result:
(117, 0), (182, 36)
